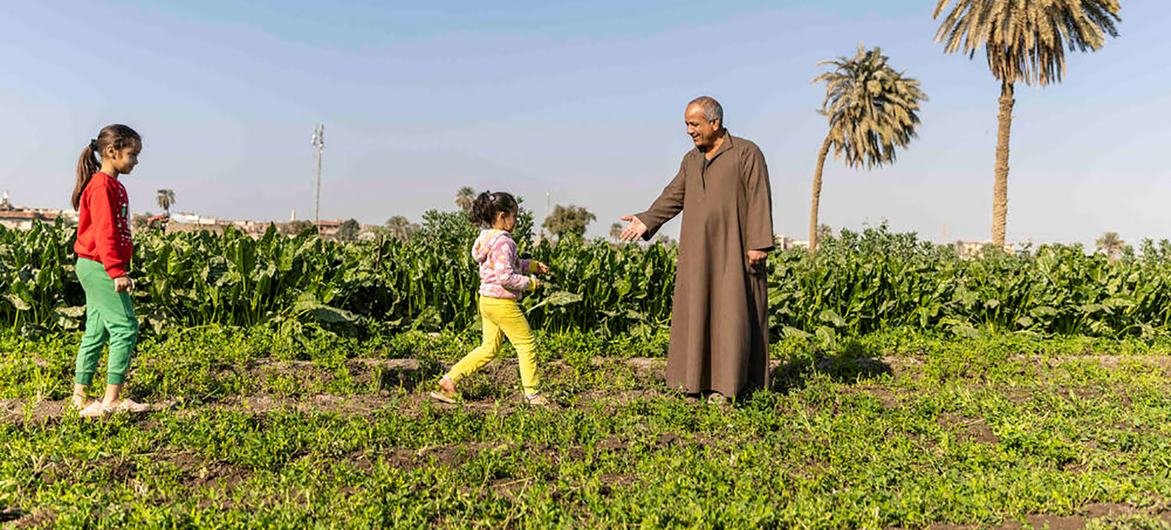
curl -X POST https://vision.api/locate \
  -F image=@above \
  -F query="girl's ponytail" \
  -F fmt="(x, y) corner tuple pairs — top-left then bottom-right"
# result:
(469, 191), (493, 227)
(72, 140), (100, 210)
(71, 124), (142, 210)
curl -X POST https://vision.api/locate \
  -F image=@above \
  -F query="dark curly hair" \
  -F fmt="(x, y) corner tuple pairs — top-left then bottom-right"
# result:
(469, 191), (518, 227)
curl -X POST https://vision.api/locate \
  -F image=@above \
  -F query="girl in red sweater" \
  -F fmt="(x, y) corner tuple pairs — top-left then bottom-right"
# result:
(71, 124), (149, 417)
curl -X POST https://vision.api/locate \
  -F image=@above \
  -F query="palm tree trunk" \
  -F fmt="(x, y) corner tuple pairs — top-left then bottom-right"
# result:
(809, 136), (831, 255)
(992, 80), (1014, 248)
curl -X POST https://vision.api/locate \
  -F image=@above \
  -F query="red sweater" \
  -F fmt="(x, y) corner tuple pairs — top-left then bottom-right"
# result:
(74, 172), (133, 279)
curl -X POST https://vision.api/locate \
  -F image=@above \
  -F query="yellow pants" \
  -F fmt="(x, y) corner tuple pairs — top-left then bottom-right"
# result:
(446, 297), (540, 395)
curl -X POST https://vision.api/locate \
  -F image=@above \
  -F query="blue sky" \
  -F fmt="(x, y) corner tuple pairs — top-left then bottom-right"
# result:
(1, 1), (1169, 246)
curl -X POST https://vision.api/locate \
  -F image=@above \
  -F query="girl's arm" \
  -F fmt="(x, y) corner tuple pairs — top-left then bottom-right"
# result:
(518, 258), (544, 274)
(483, 238), (533, 291)
(89, 182), (130, 279)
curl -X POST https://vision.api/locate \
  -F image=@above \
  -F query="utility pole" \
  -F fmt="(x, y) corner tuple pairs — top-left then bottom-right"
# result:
(311, 124), (325, 229)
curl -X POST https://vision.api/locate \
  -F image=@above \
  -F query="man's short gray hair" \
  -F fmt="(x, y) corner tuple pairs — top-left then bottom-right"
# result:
(687, 96), (723, 124)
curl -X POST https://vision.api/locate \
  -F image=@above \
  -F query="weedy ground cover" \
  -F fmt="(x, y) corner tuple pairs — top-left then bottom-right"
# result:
(1, 328), (1169, 529)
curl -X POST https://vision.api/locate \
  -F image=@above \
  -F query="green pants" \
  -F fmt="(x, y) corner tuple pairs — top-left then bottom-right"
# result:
(74, 258), (139, 386)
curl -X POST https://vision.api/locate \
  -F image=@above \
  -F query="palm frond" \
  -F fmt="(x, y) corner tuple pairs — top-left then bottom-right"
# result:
(814, 46), (928, 169)
(933, 0), (1121, 85)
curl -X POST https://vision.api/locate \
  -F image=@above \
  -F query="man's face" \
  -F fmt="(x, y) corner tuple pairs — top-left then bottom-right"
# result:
(685, 104), (721, 150)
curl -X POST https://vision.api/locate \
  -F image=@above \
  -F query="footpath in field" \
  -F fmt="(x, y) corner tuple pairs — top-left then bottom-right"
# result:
(2, 338), (1171, 528)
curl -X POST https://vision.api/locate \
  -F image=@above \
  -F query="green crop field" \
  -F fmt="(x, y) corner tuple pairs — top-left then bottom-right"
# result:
(2, 218), (1171, 528)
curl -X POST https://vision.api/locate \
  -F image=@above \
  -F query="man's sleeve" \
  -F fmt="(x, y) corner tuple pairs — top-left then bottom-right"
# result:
(744, 146), (774, 251)
(637, 161), (687, 240)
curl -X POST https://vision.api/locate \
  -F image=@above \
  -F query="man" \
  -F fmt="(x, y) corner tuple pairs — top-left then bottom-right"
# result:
(620, 96), (774, 403)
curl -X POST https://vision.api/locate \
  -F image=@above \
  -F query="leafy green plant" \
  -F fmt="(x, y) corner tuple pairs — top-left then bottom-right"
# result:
(7, 217), (1171, 341)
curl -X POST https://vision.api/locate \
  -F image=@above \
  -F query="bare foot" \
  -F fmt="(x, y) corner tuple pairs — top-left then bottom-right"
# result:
(106, 399), (150, 414)
(429, 377), (458, 404)
(524, 393), (551, 407)
(438, 377), (455, 394)
(70, 395), (92, 410)
(78, 401), (108, 418)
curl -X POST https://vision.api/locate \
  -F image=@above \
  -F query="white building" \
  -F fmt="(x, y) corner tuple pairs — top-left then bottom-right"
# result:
(0, 191), (76, 230)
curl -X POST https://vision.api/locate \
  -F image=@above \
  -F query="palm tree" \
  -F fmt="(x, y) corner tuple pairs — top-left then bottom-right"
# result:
(816, 224), (834, 245)
(455, 187), (476, 212)
(609, 222), (623, 242)
(809, 45), (927, 254)
(156, 189), (176, 217)
(934, 0), (1121, 247)
(1096, 231), (1125, 261)
(385, 215), (418, 241)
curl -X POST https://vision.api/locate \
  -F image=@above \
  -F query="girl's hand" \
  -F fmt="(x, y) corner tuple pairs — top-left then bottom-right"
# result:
(533, 261), (550, 275)
(114, 276), (133, 293)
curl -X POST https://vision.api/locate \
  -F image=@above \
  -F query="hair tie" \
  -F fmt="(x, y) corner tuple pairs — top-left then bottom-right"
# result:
(89, 139), (98, 150)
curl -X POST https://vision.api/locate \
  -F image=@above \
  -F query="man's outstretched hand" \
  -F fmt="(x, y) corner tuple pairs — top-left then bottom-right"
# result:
(619, 215), (648, 242)
(747, 250), (767, 266)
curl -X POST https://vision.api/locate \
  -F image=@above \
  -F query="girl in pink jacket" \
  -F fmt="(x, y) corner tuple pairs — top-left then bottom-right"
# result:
(431, 191), (550, 406)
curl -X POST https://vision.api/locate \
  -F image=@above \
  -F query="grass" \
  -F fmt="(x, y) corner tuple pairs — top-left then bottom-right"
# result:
(1, 328), (1170, 528)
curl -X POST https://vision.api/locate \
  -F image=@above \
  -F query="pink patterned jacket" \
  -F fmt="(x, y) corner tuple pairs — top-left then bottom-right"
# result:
(472, 229), (534, 300)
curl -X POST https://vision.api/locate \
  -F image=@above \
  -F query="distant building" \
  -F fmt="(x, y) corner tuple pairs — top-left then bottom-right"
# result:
(165, 213), (359, 240)
(316, 219), (343, 238)
(954, 240), (1015, 258)
(0, 210), (62, 230)
(166, 214), (279, 238)
(0, 191), (77, 230)
(170, 212), (219, 225)
(1, 193), (366, 242)
(230, 220), (277, 238)
(774, 234), (809, 251)
(166, 212), (223, 235)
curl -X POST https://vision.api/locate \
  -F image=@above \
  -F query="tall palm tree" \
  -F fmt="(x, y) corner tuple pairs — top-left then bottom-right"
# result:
(809, 45), (927, 254)
(156, 189), (176, 217)
(455, 187), (476, 212)
(934, 0), (1121, 247)
(1096, 231), (1125, 261)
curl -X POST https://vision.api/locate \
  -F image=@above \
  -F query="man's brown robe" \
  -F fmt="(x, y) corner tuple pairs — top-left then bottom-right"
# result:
(638, 133), (774, 397)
